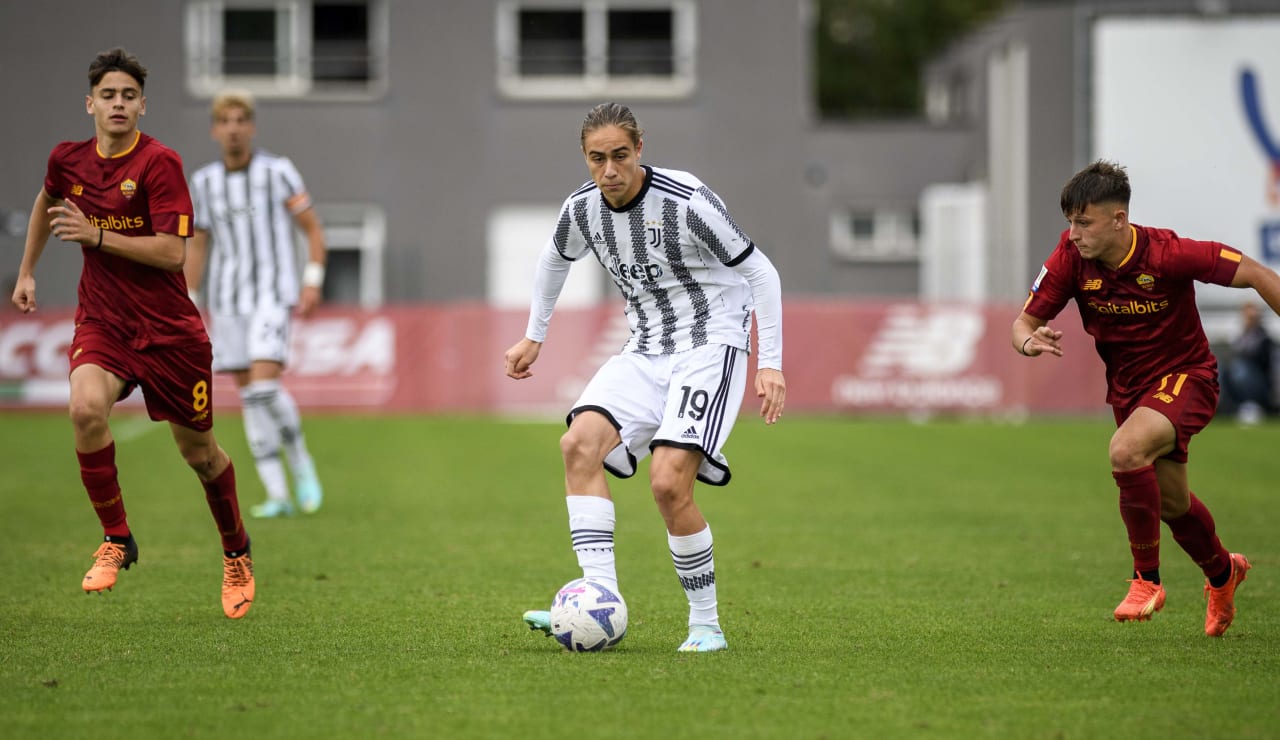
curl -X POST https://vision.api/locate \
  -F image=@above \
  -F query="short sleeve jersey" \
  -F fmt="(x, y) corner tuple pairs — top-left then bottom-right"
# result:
(1024, 224), (1241, 408)
(552, 165), (757, 355)
(44, 132), (203, 349)
(190, 150), (309, 314)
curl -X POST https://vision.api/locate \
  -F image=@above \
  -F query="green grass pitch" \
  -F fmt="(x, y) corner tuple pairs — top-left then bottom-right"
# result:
(1, 411), (1277, 738)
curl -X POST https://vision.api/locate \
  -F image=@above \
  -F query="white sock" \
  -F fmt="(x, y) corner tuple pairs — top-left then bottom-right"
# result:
(239, 384), (289, 503)
(251, 379), (314, 475)
(669, 526), (718, 628)
(566, 495), (617, 588)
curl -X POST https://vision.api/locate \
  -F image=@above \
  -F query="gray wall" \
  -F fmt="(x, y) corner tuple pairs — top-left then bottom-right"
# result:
(0, 0), (970, 308)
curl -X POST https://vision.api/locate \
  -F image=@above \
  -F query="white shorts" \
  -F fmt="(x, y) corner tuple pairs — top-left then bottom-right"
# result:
(569, 344), (747, 486)
(210, 305), (292, 372)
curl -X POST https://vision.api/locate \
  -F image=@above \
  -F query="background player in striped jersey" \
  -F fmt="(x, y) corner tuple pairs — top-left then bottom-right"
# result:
(186, 89), (327, 519)
(9, 47), (254, 618)
(506, 102), (786, 652)
(1013, 160), (1280, 636)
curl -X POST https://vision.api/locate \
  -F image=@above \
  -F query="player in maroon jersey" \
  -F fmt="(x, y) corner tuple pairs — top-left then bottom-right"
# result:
(9, 48), (254, 619)
(1012, 160), (1280, 636)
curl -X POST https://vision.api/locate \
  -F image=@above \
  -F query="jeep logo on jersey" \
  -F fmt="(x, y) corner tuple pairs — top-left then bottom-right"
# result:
(609, 261), (663, 283)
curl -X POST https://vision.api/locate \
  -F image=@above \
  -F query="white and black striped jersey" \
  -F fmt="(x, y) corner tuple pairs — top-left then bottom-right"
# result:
(189, 150), (311, 315)
(532, 165), (779, 362)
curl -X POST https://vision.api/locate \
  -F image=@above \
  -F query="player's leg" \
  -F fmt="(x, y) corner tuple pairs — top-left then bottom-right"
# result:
(237, 365), (293, 517)
(522, 411), (623, 636)
(149, 339), (253, 618)
(650, 446), (726, 652)
(1151, 379), (1251, 635)
(216, 311), (292, 517)
(68, 359), (137, 593)
(562, 410), (624, 585)
(1109, 406), (1176, 621)
(247, 306), (321, 513)
(171, 424), (254, 619)
(653, 345), (746, 652)
(525, 355), (653, 637)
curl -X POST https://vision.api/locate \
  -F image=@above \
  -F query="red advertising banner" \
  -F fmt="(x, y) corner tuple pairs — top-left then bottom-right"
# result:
(0, 301), (1108, 415)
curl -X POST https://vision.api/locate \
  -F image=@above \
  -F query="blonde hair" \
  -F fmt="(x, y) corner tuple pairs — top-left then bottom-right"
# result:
(211, 88), (256, 120)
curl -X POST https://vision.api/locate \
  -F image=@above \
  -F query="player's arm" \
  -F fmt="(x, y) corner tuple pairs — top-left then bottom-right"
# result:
(47, 197), (186, 272)
(291, 201), (327, 317)
(731, 247), (786, 424)
(11, 188), (58, 313)
(98, 228), (187, 272)
(504, 239), (572, 379)
(1230, 254), (1280, 317)
(1012, 311), (1063, 357)
(184, 228), (210, 302)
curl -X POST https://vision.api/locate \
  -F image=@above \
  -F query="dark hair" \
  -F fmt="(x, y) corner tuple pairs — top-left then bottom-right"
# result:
(1060, 160), (1130, 216)
(580, 102), (643, 149)
(88, 47), (147, 91)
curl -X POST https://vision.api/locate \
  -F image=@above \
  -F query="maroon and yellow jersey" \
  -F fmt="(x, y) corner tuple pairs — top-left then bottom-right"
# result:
(44, 132), (204, 349)
(1024, 224), (1241, 409)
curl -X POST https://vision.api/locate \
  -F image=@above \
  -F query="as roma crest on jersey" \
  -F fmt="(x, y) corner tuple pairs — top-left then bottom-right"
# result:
(1136, 273), (1155, 291)
(119, 179), (137, 199)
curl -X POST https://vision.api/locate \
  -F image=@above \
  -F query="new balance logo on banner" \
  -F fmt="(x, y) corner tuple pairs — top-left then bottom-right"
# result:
(860, 305), (984, 377)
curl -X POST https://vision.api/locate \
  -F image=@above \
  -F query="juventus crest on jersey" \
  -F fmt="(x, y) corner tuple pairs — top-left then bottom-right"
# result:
(190, 151), (310, 315)
(553, 165), (758, 355)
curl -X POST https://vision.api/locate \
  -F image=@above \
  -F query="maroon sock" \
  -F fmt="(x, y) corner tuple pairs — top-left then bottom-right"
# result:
(202, 461), (248, 553)
(78, 443), (129, 537)
(1165, 493), (1230, 579)
(1113, 465), (1161, 574)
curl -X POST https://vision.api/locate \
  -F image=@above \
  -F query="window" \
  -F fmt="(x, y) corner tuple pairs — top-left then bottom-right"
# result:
(829, 208), (920, 262)
(925, 70), (971, 125)
(186, 1), (388, 99)
(497, 0), (696, 99)
(312, 204), (386, 307)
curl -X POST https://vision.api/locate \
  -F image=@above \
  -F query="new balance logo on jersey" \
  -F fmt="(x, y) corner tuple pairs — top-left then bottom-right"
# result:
(1083, 279), (1102, 290)
(680, 425), (699, 440)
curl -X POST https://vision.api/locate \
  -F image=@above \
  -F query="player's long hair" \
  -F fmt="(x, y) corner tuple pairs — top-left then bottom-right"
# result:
(1061, 160), (1130, 216)
(581, 102), (644, 149)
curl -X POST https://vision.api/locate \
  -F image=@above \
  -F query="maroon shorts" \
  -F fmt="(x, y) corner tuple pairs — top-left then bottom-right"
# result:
(68, 322), (215, 431)
(1112, 371), (1218, 464)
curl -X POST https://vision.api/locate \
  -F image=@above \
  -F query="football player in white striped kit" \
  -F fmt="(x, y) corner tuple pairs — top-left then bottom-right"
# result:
(506, 103), (786, 652)
(185, 89), (327, 519)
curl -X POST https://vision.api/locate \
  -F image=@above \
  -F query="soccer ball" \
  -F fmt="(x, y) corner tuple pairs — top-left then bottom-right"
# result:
(549, 578), (628, 652)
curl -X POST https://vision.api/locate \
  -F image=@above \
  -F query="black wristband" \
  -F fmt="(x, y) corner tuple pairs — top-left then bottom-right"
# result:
(94, 227), (103, 250)
(1020, 335), (1033, 356)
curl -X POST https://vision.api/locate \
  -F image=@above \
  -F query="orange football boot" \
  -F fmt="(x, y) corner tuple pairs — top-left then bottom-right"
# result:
(221, 549), (255, 619)
(82, 536), (138, 593)
(1204, 553), (1251, 637)
(1113, 575), (1166, 622)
